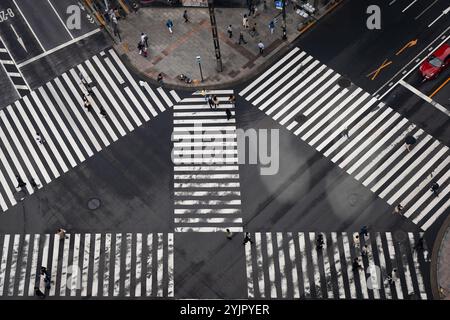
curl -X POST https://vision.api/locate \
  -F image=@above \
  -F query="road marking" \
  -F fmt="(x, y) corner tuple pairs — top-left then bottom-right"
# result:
(399, 79), (450, 116)
(395, 39), (418, 55)
(389, 0), (397, 5)
(367, 59), (392, 80)
(17, 29), (101, 68)
(415, 0), (438, 19)
(428, 6), (450, 27)
(429, 76), (450, 98)
(11, 0), (46, 52)
(402, 0), (418, 13)
(47, 0), (75, 40)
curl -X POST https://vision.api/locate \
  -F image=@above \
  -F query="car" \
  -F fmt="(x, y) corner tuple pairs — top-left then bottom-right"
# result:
(419, 43), (450, 80)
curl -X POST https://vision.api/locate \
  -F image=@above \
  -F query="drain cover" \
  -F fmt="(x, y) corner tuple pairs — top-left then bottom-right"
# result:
(393, 230), (407, 242)
(87, 198), (101, 210)
(338, 77), (351, 88)
(294, 114), (308, 123)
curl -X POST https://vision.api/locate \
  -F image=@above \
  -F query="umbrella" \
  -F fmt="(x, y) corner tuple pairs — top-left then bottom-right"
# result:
(405, 136), (416, 145)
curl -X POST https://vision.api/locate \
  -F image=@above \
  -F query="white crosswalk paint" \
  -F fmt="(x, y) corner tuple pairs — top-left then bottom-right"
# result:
(240, 46), (449, 231)
(246, 232), (429, 299)
(0, 233), (174, 298)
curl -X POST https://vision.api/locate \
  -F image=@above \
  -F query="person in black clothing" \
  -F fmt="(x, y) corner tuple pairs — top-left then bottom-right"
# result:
(30, 177), (39, 189)
(226, 109), (232, 121)
(83, 95), (94, 113)
(16, 175), (26, 189)
(414, 237), (424, 251)
(359, 226), (368, 238)
(352, 258), (362, 272)
(316, 234), (324, 250)
(431, 182), (440, 196)
(243, 232), (253, 245)
(208, 95), (214, 109)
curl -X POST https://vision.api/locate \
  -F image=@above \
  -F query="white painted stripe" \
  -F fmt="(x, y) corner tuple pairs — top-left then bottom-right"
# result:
(276, 233), (288, 298)
(90, 85), (124, 139)
(321, 235), (334, 299)
(298, 233), (310, 297)
(41, 234), (50, 270)
(174, 208), (241, 214)
(124, 87), (150, 122)
(12, 0), (47, 51)
(173, 141), (237, 149)
(103, 233), (111, 296)
(309, 233), (322, 298)
(421, 197), (450, 231)
(173, 104), (234, 110)
(167, 233), (174, 297)
(174, 182), (240, 188)
(173, 125), (236, 132)
(194, 89), (234, 95)
(124, 233), (132, 297)
(170, 90), (181, 102)
(104, 57), (124, 84)
(14, 85), (29, 90)
(77, 65), (93, 84)
(174, 118), (236, 125)
(408, 234), (427, 299)
(156, 233), (164, 297)
(49, 235), (60, 296)
(174, 199), (241, 206)
(413, 183), (450, 224)
(342, 233), (357, 298)
(113, 234), (122, 296)
(174, 111), (236, 117)
(245, 233), (254, 298)
(36, 88), (81, 167)
(157, 87), (173, 108)
(364, 240), (380, 299)
(174, 165), (239, 171)
(0, 60), (14, 65)
(135, 233), (142, 297)
(287, 233), (300, 298)
(81, 234), (91, 297)
(0, 147), (17, 207)
(55, 76), (101, 153)
(240, 48), (303, 98)
(84, 60), (134, 132)
(399, 242), (414, 295)
(255, 233), (265, 298)
(374, 233), (391, 299)
(0, 119), (34, 194)
(266, 233), (277, 298)
(173, 158), (238, 165)
(402, 0), (417, 12)
(174, 173), (239, 179)
(174, 190), (240, 197)
(175, 227), (243, 232)
(331, 233), (345, 299)
(386, 233), (403, 299)
(0, 48), (7, 52)
(174, 217), (243, 224)
(0, 193), (6, 212)
(14, 99), (60, 179)
(141, 82), (164, 113)
(27, 234), (40, 296)
(91, 234), (101, 296)
(173, 149), (238, 156)
(17, 234), (30, 296)
(7, 72), (21, 77)
(173, 133), (237, 140)
(70, 234), (81, 296)
(0, 235), (10, 295)
(7, 234), (21, 296)
(46, 0), (74, 39)
(146, 234), (153, 297)
(59, 234), (71, 296)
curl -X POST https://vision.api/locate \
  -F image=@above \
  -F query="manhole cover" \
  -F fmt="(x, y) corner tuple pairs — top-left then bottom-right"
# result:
(393, 230), (407, 242)
(294, 114), (308, 123)
(348, 193), (358, 206)
(338, 78), (351, 88)
(87, 198), (101, 210)
(14, 190), (26, 201)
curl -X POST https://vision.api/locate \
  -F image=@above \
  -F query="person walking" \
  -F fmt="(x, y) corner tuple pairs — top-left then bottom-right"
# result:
(157, 73), (164, 85)
(30, 177), (39, 189)
(238, 31), (247, 45)
(99, 105), (107, 117)
(16, 175), (26, 189)
(413, 237), (424, 252)
(35, 132), (45, 144)
(341, 128), (349, 139)
(316, 233), (324, 250)
(353, 233), (360, 248)
(352, 258), (362, 272)
(258, 41), (265, 55)
(227, 25), (233, 38)
(430, 182), (440, 196)
(228, 94), (236, 107)
(141, 32), (149, 47)
(360, 226), (368, 238)
(269, 20), (275, 34)
(226, 108), (232, 121)
(249, 22), (258, 37)
(207, 95), (214, 109)
(242, 14), (249, 29)
(212, 95), (219, 109)
(166, 19), (174, 34)
(393, 203), (403, 215)
(35, 286), (45, 298)
(361, 244), (369, 257)
(57, 228), (68, 240)
(387, 268), (398, 284)
(41, 267), (51, 290)
(83, 96), (94, 113)
(183, 10), (189, 23)
(243, 232), (253, 245)
(226, 228), (233, 240)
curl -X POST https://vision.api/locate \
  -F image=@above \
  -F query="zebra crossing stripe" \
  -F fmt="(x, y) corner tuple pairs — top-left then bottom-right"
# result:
(7, 234), (21, 296)
(103, 234), (111, 296)
(0, 235), (10, 295)
(146, 234), (153, 297)
(81, 234), (91, 297)
(59, 235), (71, 296)
(49, 235), (60, 296)
(156, 233), (164, 297)
(91, 234), (101, 297)
(113, 234), (122, 296)
(16, 234), (30, 296)
(408, 234), (427, 299)
(375, 233), (392, 299)
(168, 233), (174, 298)
(27, 234), (40, 297)
(71, 234), (81, 296)
(170, 90), (181, 102)
(331, 233), (346, 299)
(298, 233), (310, 298)
(322, 235), (334, 299)
(245, 236), (254, 298)
(135, 233), (142, 297)
(386, 233), (403, 299)
(125, 233), (132, 297)
(104, 56), (125, 84)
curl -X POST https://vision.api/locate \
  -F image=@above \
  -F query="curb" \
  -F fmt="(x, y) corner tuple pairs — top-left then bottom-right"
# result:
(430, 213), (450, 299)
(114, 0), (345, 92)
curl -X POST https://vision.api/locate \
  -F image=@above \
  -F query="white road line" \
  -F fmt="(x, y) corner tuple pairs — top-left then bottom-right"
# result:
(375, 233), (392, 299)
(408, 234), (427, 299)
(156, 233), (164, 297)
(103, 234), (111, 296)
(85, 60), (134, 132)
(49, 235), (60, 296)
(0, 235), (10, 295)
(11, 0), (46, 51)
(174, 182), (240, 188)
(0, 147), (17, 207)
(275, 233), (287, 298)
(17, 29), (101, 68)
(70, 234), (81, 296)
(342, 233), (357, 298)
(146, 234), (153, 297)
(7, 234), (20, 296)
(399, 241), (414, 295)
(265, 233), (277, 298)
(322, 235), (333, 299)
(167, 233), (174, 297)
(174, 208), (241, 214)
(91, 234), (101, 297)
(245, 233), (254, 298)
(91, 85), (125, 138)
(17, 234), (30, 296)
(104, 57), (124, 84)
(309, 233), (322, 298)
(174, 173), (239, 179)
(141, 82), (164, 113)
(428, 6), (450, 27)
(36, 88), (80, 167)
(124, 87), (150, 122)
(331, 233), (345, 299)
(386, 233), (403, 299)
(27, 234), (40, 296)
(415, 0), (439, 19)
(174, 200), (241, 206)
(402, 0), (417, 12)
(421, 197), (450, 231)
(364, 239), (380, 299)
(255, 233), (265, 298)
(174, 227), (243, 232)
(170, 90), (181, 102)
(113, 234), (122, 296)
(399, 80), (450, 117)
(124, 233), (132, 297)
(174, 217), (242, 224)
(413, 183), (450, 224)
(135, 233), (142, 297)
(157, 87), (173, 108)
(81, 234), (91, 297)
(46, 0), (74, 39)
(287, 233), (300, 298)
(298, 233), (310, 298)
(59, 235), (71, 296)
(174, 165), (239, 171)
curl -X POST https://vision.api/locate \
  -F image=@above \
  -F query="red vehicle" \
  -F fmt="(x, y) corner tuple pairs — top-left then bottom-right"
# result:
(419, 43), (450, 80)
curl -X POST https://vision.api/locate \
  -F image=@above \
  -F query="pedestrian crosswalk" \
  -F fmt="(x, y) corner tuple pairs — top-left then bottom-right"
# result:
(0, 36), (30, 98)
(0, 48), (177, 213)
(239, 47), (449, 231)
(0, 233), (174, 298)
(245, 232), (430, 299)
(173, 90), (243, 232)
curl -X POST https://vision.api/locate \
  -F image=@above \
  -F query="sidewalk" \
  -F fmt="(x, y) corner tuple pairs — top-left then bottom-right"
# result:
(433, 214), (450, 300)
(112, 1), (342, 89)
